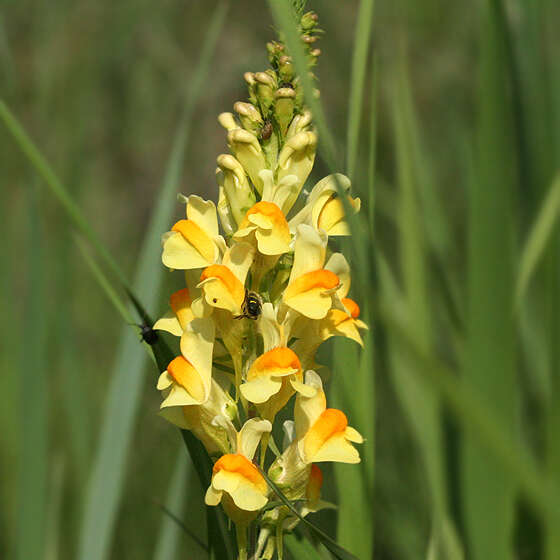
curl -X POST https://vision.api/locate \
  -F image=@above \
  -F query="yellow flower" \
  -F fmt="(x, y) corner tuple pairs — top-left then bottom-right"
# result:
(283, 225), (341, 319)
(156, 317), (215, 407)
(197, 242), (254, 316)
(289, 173), (361, 236)
(153, 288), (194, 336)
(234, 201), (291, 256)
(240, 347), (302, 421)
(294, 371), (363, 464)
(162, 195), (224, 270)
(205, 418), (272, 523)
(227, 129), (267, 194)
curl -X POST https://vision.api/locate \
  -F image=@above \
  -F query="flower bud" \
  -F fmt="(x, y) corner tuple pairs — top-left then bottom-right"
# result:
(286, 109), (312, 139)
(233, 101), (263, 135)
(274, 87), (296, 137)
(255, 71), (277, 116)
(227, 129), (267, 194)
(218, 112), (238, 131)
(300, 11), (319, 31)
(277, 131), (317, 212)
(216, 154), (256, 226)
(278, 55), (294, 83)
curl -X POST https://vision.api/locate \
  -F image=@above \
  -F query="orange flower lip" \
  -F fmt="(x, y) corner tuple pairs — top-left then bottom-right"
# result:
(309, 408), (348, 444)
(341, 297), (360, 319)
(213, 453), (267, 491)
(285, 269), (339, 298)
(246, 201), (286, 221)
(200, 264), (244, 298)
(171, 219), (215, 262)
(247, 347), (301, 380)
(167, 356), (205, 402)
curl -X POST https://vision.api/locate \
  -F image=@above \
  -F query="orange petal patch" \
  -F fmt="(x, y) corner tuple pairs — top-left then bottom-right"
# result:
(285, 269), (339, 299)
(171, 219), (215, 263)
(342, 297), (360, 319)
(213, 453), (267, 493)
(200, 264), (245, 305)
(170, 288), (193, 328)
(306, 408), (348, 453)
(240, 201), (288, 230)
(167, 356), (205, 402)
(247, 347), (301, 381)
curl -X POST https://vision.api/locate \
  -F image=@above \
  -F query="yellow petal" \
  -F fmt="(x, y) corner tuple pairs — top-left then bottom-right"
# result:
(325, 253), (351, 299)
(164, 356), (206, 403)
(199, 264), (246, 314)
(157, 371), (173, 390)
(247, 347), (301, 381)
(212, 454), (268, 510)
(302, 408), (361, 464)
(162, 231), (212, 270)
(205, 485), (223, 506)
(222, 242), (255, 286)
(186, 195), (219, 238)
(237, 202), (291, 256)
(345, 426), (364, 444)
(179, 318), (214, 397)
(153, 312), (182, 336)
(237, 418), (272, 459)
(308, 432), (361, 464)
(241, 376), (283, 404)
(228, 129), (267, 194)
(289, 225), (327, 282)
(294, 370), (326, 440)
(284, 270), (339, 320)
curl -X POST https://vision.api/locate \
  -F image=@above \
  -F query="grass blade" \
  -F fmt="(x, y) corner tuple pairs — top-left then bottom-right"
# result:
(77, 5), (228, 559)
(285, 534), (323, 560)
(153, 450), (205, 560)
(0, 99), (130, 290)
(463, 1), (517, 558)
(389, 39), (448, 527)
(17, 183), (48, 560)
(346, 0), (375, 180)
(515, 173), (560, 306)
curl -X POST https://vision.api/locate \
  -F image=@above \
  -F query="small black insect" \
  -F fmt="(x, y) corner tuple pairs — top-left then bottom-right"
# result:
(260, 120), (273, 141)
(234, 290), (262, 320)
(138, 323), (159, 345)
(279, 81), (294, 89)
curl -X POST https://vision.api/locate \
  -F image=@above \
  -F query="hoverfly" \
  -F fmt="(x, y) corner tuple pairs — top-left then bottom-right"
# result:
(234, 290), (263, 320)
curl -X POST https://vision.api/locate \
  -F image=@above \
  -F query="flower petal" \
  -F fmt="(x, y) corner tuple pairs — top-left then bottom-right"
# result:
(294, 370), (326, 441)
(222, 242), (255, 286)
(199, 264), (246, 314)
(289, 224), (327, 282)
(325, 253), (351, 299)
(284, 269), (339, 319)
(240, 376), (283, 404)
(153, 312), (182, 336)
(237, 418), (273, 459)
(186, 195), (219, 238)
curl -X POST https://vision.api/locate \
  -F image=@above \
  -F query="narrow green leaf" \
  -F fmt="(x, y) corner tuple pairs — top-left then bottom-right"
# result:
(285, 533), (323, 560)
(17, 183), (48, 560)
(332, 337), (374, 559)
(77, 5), (228, 559)
(259, 467), (359, 560)
(45, 457), (65, 560)
(389, 40), (448, 526)
(375, 293), (560, 528)
(346, 0), (375, 180)
(0, 99), (130, 291)
(516, 174), (560, 306)
(153, 450), (206, 560)
(463, 0), (517, 558)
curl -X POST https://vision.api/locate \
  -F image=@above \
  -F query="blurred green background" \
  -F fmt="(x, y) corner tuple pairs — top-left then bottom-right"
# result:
(2, 0), (560, 559)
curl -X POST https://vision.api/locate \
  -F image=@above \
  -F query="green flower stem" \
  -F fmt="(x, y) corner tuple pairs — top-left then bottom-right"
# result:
(236, 524), (248, 560)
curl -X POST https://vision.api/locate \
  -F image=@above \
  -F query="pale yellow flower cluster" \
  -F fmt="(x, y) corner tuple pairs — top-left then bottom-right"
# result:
(154, 11), (367, 558)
